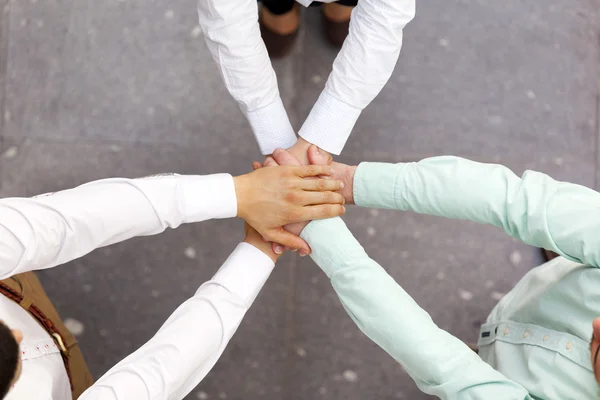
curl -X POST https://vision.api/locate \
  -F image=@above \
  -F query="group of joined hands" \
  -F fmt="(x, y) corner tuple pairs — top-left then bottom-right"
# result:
(233, 138), (357, 260)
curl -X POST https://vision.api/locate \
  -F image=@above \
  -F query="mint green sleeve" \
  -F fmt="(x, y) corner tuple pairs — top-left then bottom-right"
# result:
(301, 218), (532, 399)
(354, 156), (600, 267)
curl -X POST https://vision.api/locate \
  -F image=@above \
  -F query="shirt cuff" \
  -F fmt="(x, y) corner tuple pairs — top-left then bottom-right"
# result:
(298, 90), (362, 155)
(180, 174), (238, 222)
(209, 242), (275, 306)
(246, 98), (298, 155)
(353, 162), (402, 210)
(300, 218), (368, 278)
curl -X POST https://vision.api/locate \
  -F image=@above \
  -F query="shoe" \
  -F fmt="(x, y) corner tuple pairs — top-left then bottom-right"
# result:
(322, 3), (354, 48)
(541, 248), (560, 262)
(260, 4), (300, 59)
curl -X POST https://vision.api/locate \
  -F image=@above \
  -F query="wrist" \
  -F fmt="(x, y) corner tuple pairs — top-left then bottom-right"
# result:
(287, 138), (312, 165)
(345, 165), (357, 205)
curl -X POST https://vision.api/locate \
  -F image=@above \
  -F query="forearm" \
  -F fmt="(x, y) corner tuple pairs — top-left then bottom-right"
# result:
(298, 0), (415, 155)
(0, 174), (236, 278)
(80, 243), (275, 400)
(301, 218), (531, 398)
(197, 0), (296, 154)
(353, 156), (600, 267)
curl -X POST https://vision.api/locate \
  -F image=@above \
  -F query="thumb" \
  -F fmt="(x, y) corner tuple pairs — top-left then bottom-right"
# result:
(273, 148), (302, 166)
(270, 229), (311, 254)
(307, 145), (331, 166)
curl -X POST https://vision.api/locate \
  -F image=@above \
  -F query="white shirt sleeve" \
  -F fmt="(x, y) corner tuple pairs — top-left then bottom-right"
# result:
(298, 0), (416, 155)
(79, 242), (275, 400)
(0, 174), (237, 279)
(197, 0), (297, 155)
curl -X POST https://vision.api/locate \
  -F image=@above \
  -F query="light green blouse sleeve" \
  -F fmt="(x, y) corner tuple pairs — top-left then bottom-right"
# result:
(353, 156), (600, 267)
(301, 218), (531, 399)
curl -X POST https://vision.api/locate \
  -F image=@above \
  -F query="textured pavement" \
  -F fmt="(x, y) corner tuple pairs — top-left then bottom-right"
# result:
(0, 1), (599, 399)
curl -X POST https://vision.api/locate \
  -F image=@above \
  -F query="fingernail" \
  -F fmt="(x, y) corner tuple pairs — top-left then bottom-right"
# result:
(315, 148), (320, 155)
(299, 250), (307, 257)
(342, 206), (346, 213)
(340, 182), (345, 189)
(274, 246), (283, 254)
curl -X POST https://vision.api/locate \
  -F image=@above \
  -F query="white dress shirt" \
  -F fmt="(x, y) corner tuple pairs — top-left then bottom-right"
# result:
(197, 0), (415, 155)
(0, 173), (275, 400)
(3, 298), (70, 400)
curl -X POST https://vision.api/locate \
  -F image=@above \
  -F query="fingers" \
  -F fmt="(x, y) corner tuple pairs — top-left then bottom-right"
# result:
(307, 145), (331, 166)
(252, 161), (263, 170)
(272, 148), (302, 166)
(300, 191), (344, 206)
(264, 156), (278, 167)
(294, 165), (334, 178)
(301, 204), (345, 221)
(269, 229), (311, 254)
(300, 178), (344, 192)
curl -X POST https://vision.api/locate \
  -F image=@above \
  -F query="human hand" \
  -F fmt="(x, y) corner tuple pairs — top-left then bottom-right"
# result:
(305, 145), (356, 205)
(263, 137), (331, 168)
(254, 147), (339, 255)
(268, 145), (356, 204)
(244, 223), (280, 263)
(267, 149), (314, 239)
(233, 165), (345, 254)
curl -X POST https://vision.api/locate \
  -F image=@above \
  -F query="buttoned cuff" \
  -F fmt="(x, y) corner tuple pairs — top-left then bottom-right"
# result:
(180, 174), (238, 222)
(300, 218), (368, 278)
(353, 162), (403, 210)
(210, 242), (275, 306)
(298, 90), (361, 155)
(246, 98), (298, 155)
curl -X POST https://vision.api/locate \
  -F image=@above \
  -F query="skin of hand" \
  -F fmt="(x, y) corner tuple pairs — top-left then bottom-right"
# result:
(253, 152), (316, 255)
(255, 147), (351, 255)
(263, 137), (331, 168)
(305, 145), (357, 205)
(243, 223), (281, 263)
(260, 145), (357, 204)
(233, 165), (345, 255)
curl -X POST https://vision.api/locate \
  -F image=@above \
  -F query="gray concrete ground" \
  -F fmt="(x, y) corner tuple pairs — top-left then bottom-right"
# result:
(0, 0), (598, 399)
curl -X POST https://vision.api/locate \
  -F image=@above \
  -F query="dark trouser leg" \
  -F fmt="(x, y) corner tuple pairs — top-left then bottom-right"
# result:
(322, 1), (356, 47)
(259, 0), (300, 58)
(262, 0), (296, 15)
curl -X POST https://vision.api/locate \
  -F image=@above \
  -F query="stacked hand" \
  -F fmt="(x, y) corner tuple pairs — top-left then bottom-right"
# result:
(254, 140), (357, 255)
(234, 163), (346, 256)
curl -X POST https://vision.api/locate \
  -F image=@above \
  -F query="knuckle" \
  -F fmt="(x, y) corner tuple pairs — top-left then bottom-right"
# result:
(317, 179), (327, 190)
(285, 191), (298, 203)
